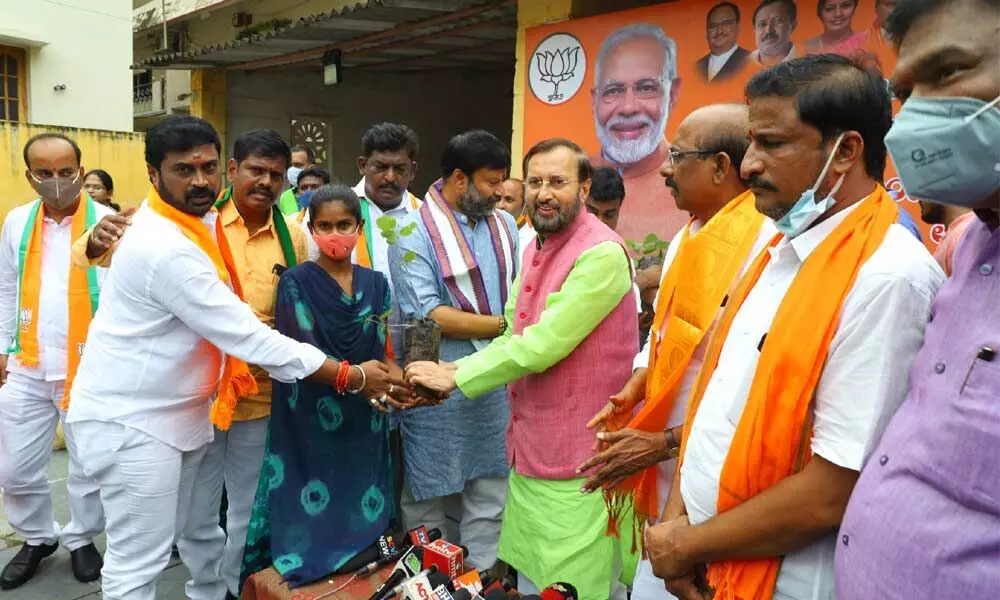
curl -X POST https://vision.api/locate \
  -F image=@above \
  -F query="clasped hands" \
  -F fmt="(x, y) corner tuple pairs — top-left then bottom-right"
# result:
(358, 360), (448, 413)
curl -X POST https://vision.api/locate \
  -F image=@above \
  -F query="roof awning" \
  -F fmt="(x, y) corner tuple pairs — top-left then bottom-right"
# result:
(134, 0), (516, 72)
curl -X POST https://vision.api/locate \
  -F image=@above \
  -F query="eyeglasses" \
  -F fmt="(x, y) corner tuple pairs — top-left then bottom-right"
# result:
(708, 19), (738, 31)
(598, 78), (665, 104)
(525, 176), (577, 192)
(668, 148), (720, 165)
(754, 16), (790, 30)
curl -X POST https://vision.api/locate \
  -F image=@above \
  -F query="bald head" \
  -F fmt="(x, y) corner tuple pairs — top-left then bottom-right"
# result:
(662, 103), (751, 222)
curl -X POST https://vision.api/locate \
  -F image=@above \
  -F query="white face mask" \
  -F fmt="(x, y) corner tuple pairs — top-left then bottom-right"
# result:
(773, 133), (846, 238)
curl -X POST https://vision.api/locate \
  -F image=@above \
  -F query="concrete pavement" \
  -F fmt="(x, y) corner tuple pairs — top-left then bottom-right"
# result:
(0, 449), (192, 599)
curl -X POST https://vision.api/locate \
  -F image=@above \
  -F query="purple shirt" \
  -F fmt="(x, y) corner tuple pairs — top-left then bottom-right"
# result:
(836, 215), (1000, 598)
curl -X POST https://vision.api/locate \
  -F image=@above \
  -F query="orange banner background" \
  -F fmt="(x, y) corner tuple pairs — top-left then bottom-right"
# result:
(523, 0), (943, 249)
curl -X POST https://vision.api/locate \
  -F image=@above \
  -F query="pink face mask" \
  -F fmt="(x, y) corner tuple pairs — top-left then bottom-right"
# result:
(313, 230), (359, 260)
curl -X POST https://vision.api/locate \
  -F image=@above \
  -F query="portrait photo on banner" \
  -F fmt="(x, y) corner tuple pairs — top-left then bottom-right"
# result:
(521, 0), (937, 249)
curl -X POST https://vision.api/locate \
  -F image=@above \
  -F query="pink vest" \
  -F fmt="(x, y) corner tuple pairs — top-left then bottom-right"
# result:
(509, 212), (638, 480)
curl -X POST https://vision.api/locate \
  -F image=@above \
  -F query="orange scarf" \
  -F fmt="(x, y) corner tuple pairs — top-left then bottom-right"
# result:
(146, 186), (258, 430)
(10, 194), (99, 409)
(677, 187), (897, 599)
(605, 191), (764, 532)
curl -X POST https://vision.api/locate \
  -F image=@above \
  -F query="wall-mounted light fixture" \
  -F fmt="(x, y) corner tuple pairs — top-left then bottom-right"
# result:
(322, 50), (342, 86)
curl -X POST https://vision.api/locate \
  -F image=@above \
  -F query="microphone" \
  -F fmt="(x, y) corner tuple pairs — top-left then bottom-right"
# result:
(451, 569), (484, 595)
(432, 587), (473, 600)
(400, 570), (450, 600)
(354, 527), (443, 576)
(367, 549), (428, 600)
(422, 539), (469, 578)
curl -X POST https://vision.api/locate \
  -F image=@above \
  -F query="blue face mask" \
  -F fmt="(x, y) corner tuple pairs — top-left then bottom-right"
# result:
(885, 95), (1000, 208)
(774, 133), (846, 238)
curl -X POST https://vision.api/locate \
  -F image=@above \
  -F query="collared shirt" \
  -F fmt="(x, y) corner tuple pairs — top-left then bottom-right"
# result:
(750, 44), (798, 64)
(707, 45), (739, 80)
(680, 199), (943, 600)
(65, 203), (327, 452)
(217, 199), (308, 420)
(0, 200), (113, 382)
(836, 215), (1000, 600)
(388, 207), (518, 499)
(933, 211), (976, 276)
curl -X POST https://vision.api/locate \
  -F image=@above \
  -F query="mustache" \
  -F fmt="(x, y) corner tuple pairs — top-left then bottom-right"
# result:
(606, 114), (656, 129)
(185, 187), (215, 201)
(249, 185), (275, 200)
(747, 175), (778, 192)
(378, 182), (402, 192)
(665, 177), (679, 192)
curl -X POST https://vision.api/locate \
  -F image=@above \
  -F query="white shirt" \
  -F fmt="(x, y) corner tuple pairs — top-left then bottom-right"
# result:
(66, 203), (327, 452)
(0, 200), (113, 382)
(680, 200), (944, 600)
(707, 45), (739, 80)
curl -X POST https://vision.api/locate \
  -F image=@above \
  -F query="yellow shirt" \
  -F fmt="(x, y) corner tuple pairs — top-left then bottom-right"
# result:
(217, 199), (308, 421)
(71, 199), (309, 422)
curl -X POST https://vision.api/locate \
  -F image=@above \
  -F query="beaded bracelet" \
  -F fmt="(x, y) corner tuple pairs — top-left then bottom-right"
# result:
(335, 361), (351, 394)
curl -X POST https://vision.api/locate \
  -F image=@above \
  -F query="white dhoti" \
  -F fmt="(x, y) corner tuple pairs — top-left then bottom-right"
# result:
(633, 460), (680, 600)
(0, 372), (103, 549)
(70, 420), (226, 600)
(400, 475), (508, 570)
(179, 417), (268, 595)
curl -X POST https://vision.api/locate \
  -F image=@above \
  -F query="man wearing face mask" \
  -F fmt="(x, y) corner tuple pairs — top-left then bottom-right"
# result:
(388, 130), (518, 572)
(836, 1), (1000, 597)
(405, 138), (640, 600)
(63, 116), (406, 600)
(644, 54), (943, 600)
(0, 133), (110, 589)
(72, 128), (310, 598)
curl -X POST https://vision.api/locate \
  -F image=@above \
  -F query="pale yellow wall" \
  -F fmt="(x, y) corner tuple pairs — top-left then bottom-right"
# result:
(0, 0), (133, 131)
(0, 123), (148, 220)
(510, 0), (573, 178)
(190, 69), (228, 163)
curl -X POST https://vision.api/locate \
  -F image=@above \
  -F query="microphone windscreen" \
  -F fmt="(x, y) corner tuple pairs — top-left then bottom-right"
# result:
(539, 582), (578, 600)
(427, 570), (451, 590)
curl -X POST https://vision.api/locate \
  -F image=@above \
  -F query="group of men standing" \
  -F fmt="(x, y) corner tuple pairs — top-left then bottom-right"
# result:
(0, 1), (997, 599)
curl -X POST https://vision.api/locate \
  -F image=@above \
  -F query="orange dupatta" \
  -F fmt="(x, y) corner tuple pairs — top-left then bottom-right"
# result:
(10, 194), (99, 409)
(146, 186), (258, 430)
(605, 191), (764, 532)
(677, 187), (897, 599)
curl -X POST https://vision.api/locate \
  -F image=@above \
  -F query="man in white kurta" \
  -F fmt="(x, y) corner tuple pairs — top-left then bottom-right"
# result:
(578, 105), (775, 599)
(64, 116), (337, 600)
(0, 134), (110, 589)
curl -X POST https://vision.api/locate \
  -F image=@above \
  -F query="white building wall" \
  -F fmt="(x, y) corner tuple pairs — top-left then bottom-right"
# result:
(0, 0), (133, 131)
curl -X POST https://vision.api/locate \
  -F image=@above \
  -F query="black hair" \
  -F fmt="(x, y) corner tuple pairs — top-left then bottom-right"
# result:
(307, 183), (362, 226)
(298, 166), (332, 186)
(700, 131), (751, 184)
(145, 115), (221, 170)
(590, 167), (626, 206)
(233, 129), (291, 167)
(362, 122), (420, 161)
(745, 53), (892, 180)
(440, 130), (511, 180)
(84, 169), (114, 192)
(23, 133), (82, 169)
(888, 0), (999, 43)
(522, 138), (593, 183)
(816, 0), (858, 18)
(290, 145), (316, 163)
(708, 1), (741, 25)
(752, 0), (797, 25)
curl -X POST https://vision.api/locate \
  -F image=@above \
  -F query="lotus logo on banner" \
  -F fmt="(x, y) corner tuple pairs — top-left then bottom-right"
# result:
(529, 32), (586, 105)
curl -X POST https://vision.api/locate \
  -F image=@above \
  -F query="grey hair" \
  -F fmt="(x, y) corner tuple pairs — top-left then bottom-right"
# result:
(594, 23), (678, 87)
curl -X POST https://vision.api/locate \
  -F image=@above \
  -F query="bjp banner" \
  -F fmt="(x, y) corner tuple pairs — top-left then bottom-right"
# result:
(523, 0), (945, 250)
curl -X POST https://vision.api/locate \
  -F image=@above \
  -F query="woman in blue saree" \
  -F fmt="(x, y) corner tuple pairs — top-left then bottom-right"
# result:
(240, 184), (419, 589)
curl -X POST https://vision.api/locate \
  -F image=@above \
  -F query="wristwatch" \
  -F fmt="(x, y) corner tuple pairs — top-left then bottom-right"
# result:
(498, 315), (508, 336)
